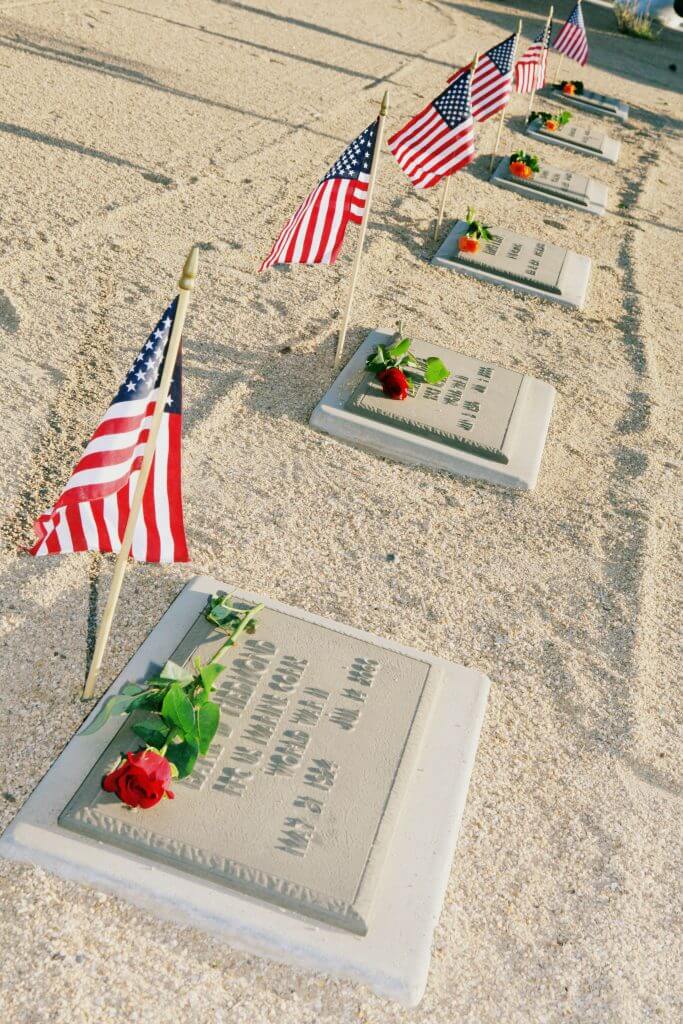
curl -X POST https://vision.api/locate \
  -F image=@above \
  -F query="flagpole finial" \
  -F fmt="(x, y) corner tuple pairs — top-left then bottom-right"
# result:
(517, 18), (523, 34)
(380, 90), (389, 116)
(471, 50), (479, 71)
(179, 245), (199, 292)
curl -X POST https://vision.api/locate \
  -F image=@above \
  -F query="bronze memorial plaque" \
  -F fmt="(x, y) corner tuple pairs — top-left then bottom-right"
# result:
(59, 601), (439, 935)
(345, 342), (526, 465)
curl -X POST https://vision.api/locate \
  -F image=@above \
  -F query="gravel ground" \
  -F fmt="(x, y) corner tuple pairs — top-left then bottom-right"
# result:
(0, 1), (681, 1022)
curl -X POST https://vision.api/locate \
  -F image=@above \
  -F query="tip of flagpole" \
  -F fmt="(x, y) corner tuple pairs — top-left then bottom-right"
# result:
(517, 18), (523, 34)
(179, 245), (199, 291)
(471, 51), (479, 71)
(380, 90), (389, 116)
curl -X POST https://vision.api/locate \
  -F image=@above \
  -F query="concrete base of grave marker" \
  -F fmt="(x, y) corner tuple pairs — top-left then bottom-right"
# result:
(526, 116), (620, 163)
(541, 85), (629, 122)
(432, 221), (591, 310)
(311, 330), (555, 491)
(0, 576), (490, 1007)
(490, 157), (608, 217)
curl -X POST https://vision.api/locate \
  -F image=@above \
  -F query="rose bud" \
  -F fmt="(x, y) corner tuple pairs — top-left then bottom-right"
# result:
(102, 748), (175, 809)
(458, 235), (480, 253)
(377, 367), (410, 401)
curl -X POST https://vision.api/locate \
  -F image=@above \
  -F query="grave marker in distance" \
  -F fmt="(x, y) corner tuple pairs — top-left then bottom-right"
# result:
(311, 330), (556, 491)
(490, 156), (608, 216)
(432, 221), (591, 309)
(542, 85), (629, 122)
(526, 116), (620, 163)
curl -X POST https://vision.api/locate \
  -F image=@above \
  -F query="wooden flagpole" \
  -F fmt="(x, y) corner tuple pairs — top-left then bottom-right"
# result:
(527, 5), (554, 120)
(434, 50), (478, 242)
(433, 177), (451, 242)
(554, 0), (569, 86)
(82, 246), (199, 700)
(333, 91), (389, 369)
(489, 20), (522, 173)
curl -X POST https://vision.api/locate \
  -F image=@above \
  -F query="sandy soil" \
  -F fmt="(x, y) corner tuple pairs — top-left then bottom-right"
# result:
(0, 0), (681, 1021)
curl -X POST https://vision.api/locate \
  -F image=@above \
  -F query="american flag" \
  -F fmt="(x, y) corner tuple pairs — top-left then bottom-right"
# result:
(29, 301), (189, 563)
(387, 68), (475, 190)
(448, 34), (516, 122)
(515, 22), (552, 94)
(552, 3), (588, 66)
(259, 119), (378, 270)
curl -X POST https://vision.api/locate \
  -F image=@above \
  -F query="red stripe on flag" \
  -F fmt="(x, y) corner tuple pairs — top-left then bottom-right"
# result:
(167, 413), (189, 561)
(142, 453), (161, 562)
(65, 504), (87, 552)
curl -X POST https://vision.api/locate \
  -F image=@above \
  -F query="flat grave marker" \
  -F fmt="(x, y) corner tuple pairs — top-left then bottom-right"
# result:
(526, 116), (620, 163)
(543, 85), (629, 122)
(311, 330), (556, 491)
(490, 156), (608, 216)
(432, 221), (591, 310)
(0, 576), (490, 1006)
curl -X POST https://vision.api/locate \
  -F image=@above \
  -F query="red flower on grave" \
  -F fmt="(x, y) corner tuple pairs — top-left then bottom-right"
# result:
(377, 367), (410, 401)
(103, 748), (175, 809)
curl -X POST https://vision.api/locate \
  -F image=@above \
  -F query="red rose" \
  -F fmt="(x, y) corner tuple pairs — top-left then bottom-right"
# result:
(102, 749), (175, 809)
(377, 367), (410, 401)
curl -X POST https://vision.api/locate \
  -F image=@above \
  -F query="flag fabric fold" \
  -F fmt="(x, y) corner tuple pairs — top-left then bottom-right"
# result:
(552, 3), (588, 66)
(387, 68), (475, 190)
(448, 34), (517, 122)
(515, 22), (552, 94)
(259, 118), (378, 271)
(29, 300), (189, 563)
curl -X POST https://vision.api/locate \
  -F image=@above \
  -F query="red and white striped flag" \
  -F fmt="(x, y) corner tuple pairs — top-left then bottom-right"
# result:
(29, 301), (189, 562)
(388, 68), (475, 190)
(552, 3), (588, 67)
(448, 34), (517, 122)
(259, 119), (378, 270)
(515, 22), (552, 94)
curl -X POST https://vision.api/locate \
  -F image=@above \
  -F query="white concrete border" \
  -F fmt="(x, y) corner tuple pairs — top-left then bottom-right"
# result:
(311, 331), (556, 491)
(432, 221), (591, 311)
(0, 576), (490, 1008)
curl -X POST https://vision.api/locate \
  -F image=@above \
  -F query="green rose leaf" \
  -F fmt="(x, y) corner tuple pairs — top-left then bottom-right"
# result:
(387, 337), (411, 360)
(120, 682), (145, 696)
(162, 682), (195, 738)
(165, 738), (199, 779)
(80, 693), (134, 735)
(126, 688), (165, 712)
(199, 662), (224, 695)
(196, 702), (220, 756)
(424, 357), (450, 385)
(132, 720), (170, 748)
(159, 660), (194, 683)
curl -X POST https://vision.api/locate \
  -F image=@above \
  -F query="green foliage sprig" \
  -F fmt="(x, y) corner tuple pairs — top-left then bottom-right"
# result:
(365, 333), (450, 393)
(529, 110), (572, 127)
(82, 594), (263, 779)
(465, 206), (492, 241)
(510, 150), (540, 172)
